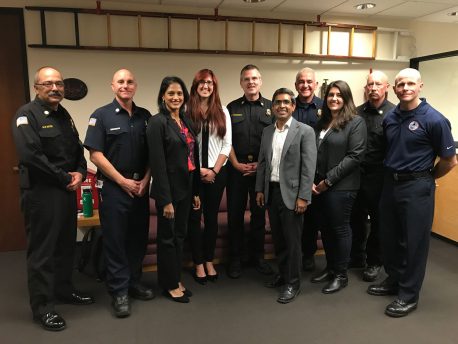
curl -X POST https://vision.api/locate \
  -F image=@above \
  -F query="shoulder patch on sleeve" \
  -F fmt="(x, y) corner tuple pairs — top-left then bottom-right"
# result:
(16, 116), (28, 127)
(88, 118), (97, 126)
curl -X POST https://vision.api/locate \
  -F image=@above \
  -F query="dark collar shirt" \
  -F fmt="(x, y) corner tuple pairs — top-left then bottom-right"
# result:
(292, 95), (323, 129)
(383, 98), (455, 172)
(84, 99), (151, 176)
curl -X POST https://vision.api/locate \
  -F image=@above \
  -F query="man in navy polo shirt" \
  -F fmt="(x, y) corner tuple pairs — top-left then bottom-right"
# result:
(367, 68), (457, 317)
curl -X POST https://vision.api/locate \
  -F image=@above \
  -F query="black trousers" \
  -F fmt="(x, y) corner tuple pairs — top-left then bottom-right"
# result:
(379, 173), (435, 302)
(99, 180), (149, 296)
(267, 184), (303, 287)
(301, 202), (320, 259)
(156, 190), (192, 291)
(350, 169), (384, 266)
(21, 183), (76, 317)
(316, 190), (356, 273)
(188, 166), (227, 265)
(227, 163), (266, 261)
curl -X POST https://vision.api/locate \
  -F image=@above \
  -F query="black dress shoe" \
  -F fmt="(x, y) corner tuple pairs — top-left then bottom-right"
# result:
(57, 291), (94, 305)
(302, 256), (316, 272)
(310, 269), (333, 283)
(34, 312), (66, 331)
(162, 291), (190, 303)
(192, 271), (207, 285)
(112, 295), (131, 318)
(363, 265), (382, 282)
(322, 274), (348, 294)
(367, 278), (398, 296)
(385, 299), (418, 317)
(129, 283), (155, 300)
(264, 274), (285, 288)
(253, 258), (274, 275)
(227, 260), (242, 279)
(206, 273), (219, 282)
(277, 284), (300, 304)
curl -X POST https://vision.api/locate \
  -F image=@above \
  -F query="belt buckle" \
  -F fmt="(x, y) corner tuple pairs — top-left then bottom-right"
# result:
(248, 154), (253, 162)
(393, 173), (399, 181)
(133, 172), (140, 180)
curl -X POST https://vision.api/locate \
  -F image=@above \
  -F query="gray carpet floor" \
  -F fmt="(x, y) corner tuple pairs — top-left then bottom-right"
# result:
(1, 236), (457, 344)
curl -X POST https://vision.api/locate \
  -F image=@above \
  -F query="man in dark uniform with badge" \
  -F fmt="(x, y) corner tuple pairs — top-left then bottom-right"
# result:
(226, 64), (274, 279)
(84, 69), (153, 318)
(350, 71), (395, 282)
(368, 68), (457, 317)
(12, 66), (94, 331)
(292, 67), (323, 272)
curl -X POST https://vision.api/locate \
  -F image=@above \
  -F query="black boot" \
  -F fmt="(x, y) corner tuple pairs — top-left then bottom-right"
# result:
(322, 272), (348, 294)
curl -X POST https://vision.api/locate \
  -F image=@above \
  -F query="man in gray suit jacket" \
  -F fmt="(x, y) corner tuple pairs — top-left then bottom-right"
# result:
(256, 88), (317, 303)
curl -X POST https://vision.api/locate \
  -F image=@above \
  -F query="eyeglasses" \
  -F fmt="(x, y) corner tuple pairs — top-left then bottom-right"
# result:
(198, 80), (214, 86)
(273, 99), (292, 106)
(35, 81), (65, 88)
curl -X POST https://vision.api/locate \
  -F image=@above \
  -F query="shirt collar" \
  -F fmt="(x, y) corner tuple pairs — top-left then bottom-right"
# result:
(276, 116), (293, 131)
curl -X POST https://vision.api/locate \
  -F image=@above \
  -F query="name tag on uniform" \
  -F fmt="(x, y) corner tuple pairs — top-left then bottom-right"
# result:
(110, 127), (121, 131)
(16, 116), (28, 127)
(88, 118), (97, 126)
(42, 124), (53, 129)
(231, 114), (243, 117)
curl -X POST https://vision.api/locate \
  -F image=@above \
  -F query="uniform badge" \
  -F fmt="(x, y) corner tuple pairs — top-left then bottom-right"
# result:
(115, 108), (120, 113)
(378, 110), (383, 115)
(44, 110), (50, 115)
(266, 109), (271, 117)
(16, 116), (28, 127)
(88, 118), (97, 126)
(317, 109), (322, 117)
(408, 121), (419, 131)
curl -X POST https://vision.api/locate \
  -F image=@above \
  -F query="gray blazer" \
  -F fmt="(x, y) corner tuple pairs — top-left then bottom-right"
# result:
(256, 117), (317, 210)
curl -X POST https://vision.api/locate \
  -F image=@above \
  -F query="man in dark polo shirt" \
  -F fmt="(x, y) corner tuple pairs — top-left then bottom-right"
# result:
(84, 69), (154, 318)
(368, 68), (456, 317)
(292, 67), (323, 272)
(350, 71), (395, 282)
(226, 64), (274, 279)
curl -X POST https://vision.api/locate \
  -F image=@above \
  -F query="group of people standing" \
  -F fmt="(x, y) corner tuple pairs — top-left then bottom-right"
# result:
(12, 63), (456, 331)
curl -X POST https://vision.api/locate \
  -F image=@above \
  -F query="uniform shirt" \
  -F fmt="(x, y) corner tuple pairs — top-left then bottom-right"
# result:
(12, 97), (86, 188)
(84, 99), (151, 176)
(357, 99), (395, 169)
(227, 94), (273, 162)
(383, 99), (455, 172)
(292, 95), (323, 129)
(270, 116), (292, 182)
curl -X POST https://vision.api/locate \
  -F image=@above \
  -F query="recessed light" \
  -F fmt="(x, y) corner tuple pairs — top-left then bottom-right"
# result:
(355, 3), (376, 10)
(243, 0), (266, 3)
(448, 11), (458, 16)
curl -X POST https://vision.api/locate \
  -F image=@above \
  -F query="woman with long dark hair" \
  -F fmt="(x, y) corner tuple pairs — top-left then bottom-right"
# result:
(310, 80), (367, 294)
(187, 69), (232, 284)
(147, 76), (200, 303)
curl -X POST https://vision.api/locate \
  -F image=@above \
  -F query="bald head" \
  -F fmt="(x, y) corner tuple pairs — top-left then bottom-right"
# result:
(111, 69), (137, 103)
(395, 68), (421, 85)
(393, 68), (423, 110)
(365, 70), (390, 107)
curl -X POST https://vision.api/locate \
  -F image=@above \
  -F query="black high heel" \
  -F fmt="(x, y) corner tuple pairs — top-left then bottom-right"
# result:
(206, 273), (219, 282)
(162, 290), (189, 303)
(192, 271), (207, 285)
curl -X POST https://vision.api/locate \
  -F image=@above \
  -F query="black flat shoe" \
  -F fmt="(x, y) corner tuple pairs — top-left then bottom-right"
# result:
(385, 299), (418, 317)
(162, 291), (190, 303)
(277, 284), (300, 304)
(192, 271), (207, 285)
(206, 273), (219, 282)
(34, 311), (66, 331)
(322, 275), (348, 294)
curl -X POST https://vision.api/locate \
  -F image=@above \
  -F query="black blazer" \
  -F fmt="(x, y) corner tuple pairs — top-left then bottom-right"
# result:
(315, 115), (367, 191)
(147, 112), (200, 207)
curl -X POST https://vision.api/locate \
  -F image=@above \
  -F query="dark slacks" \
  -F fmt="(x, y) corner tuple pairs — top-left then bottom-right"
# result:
(350, 168), (384, 266)
(156, 190), (192, 291)
(99, 180), (149, 296)
(188, 166), (227, 264)
(316, 191), (356, 273)
(267, 184), (303, 287)
(301, 202), (320, 259)
(21, 183), (76, 316)
(227, 163), (266, 261)
(379, 173), (435, 302)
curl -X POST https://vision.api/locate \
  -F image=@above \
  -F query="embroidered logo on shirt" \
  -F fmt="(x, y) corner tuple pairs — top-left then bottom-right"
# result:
(41, 124), (53, 129)
(16, 116), (28, 127)
(408, 121), (419, 131)
(110, 127), (121, 131)
(88, 118), (97, 126)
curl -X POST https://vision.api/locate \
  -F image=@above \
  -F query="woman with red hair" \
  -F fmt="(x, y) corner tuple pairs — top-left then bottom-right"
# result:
(187, 69), (232, 284)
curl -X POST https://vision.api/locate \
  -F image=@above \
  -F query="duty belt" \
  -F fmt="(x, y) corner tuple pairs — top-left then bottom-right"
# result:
(99, 171), (144, 181)
(392, 170), (431, 182)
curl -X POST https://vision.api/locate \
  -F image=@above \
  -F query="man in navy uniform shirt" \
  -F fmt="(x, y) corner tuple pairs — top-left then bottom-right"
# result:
(292, 67), (323, 272)
(368, 68), (456, 317)
(12, 66), (93, 331)
(84, 69), (153, 318)
(350, 71), (395, 282)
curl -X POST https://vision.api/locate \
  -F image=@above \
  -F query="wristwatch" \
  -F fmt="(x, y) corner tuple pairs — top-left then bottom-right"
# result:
(324, 179), (333, 187)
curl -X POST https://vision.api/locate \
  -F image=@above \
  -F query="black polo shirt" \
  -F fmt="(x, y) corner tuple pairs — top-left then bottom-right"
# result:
(84, 99), (151, 176)
(292, 95), (323, 129)
(357, 99), (395, 170)
(383, 99), (455, 172)
(227, 94), (273, 162)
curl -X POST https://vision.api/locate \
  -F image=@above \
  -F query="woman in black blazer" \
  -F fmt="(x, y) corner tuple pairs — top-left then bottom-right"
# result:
(147, 76), (200, 303)
(310, 80), (367, 294)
